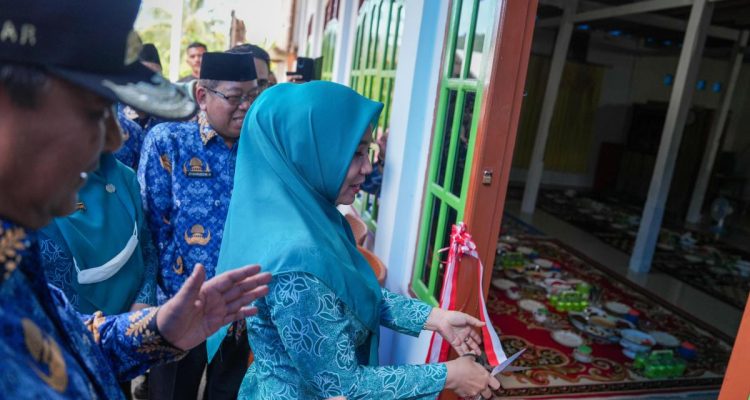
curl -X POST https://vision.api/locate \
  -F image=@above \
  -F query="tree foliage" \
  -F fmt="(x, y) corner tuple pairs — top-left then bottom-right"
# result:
(137, 0), (227, 79)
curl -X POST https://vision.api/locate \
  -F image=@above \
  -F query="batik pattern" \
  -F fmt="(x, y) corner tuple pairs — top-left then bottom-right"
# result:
(0, 218), (184, 399)
(138, 117), (236, 300)
(239, 272), (446, 399)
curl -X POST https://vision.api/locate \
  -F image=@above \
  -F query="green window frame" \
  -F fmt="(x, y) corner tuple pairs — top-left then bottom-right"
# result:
(411, 0), (497, 305)
(349, 0), (405, 233)
(321, 21), (338, 81)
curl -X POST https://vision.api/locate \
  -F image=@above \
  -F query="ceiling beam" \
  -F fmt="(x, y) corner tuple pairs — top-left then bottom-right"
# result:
(537, 0), (740, 41)
(572, 0), (693, 23)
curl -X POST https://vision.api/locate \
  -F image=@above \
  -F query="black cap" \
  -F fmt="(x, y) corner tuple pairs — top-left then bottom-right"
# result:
(227, 43), (270, 66)
(0, 0), (196, 120)
(139, 43), (161, 66)
(199, 52), (257, 81)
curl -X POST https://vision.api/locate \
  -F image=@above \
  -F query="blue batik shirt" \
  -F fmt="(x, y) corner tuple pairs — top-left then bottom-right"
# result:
(0, 218), (185, 399)
(138, 113), (237, 301)
(119, 103), (167, 135)
(114, 109), (146, 170)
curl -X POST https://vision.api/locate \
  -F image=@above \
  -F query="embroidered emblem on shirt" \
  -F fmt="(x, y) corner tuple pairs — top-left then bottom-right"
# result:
(0, 224), (26, 280)
(198, 111), (219, 145)
(173, 255), (184, 275)
(159, 154), (172, 173)
(184, 224), (211, 246)
(182, 157), (212, 178)
(75, 202), (86, 212)
(84, 311), (107, 343)
(22, 318), (68, 393)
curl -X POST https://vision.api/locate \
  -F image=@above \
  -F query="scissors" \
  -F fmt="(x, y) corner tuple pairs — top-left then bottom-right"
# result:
(463, 348), (531, 400)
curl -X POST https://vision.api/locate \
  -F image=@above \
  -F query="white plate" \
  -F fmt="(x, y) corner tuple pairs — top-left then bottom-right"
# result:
(551, 330), (584, 348)
(684, 254), (702, 263)
(604, 301), (630, 315)
(492, 278), (518, 291)
(535, 258), (554, 268)
(649, 331), (680, 347)
(517, 246), (534, 255)
(500, 236), (519, 244)
(620, 329), (656, 347)
(622, 348), (637, 359)
(518, 299), (546, 313)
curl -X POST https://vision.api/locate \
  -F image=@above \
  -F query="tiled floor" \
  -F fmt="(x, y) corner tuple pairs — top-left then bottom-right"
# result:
(504, 200), (743, 339)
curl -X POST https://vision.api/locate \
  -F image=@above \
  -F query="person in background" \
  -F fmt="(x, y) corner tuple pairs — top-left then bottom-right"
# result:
(138, 52), (259, 400)
(0, 1), (271, 398)
(116, 43), (165, 169)
(208, 81), (500, 399)
(38, 152), (159, 398)
(178, 41), (208, 83)
(268, 70), (278, 87)
(227, 43), (271, 92)
(361, 128), (388, 197)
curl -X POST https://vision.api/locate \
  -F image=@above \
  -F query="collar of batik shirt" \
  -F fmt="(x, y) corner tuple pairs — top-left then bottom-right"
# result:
(0, 217), (32, 284)
(197, 111), (221, 146)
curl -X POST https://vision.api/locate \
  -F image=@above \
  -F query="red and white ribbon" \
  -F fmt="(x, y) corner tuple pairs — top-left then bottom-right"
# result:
(426, 223), (506, 366)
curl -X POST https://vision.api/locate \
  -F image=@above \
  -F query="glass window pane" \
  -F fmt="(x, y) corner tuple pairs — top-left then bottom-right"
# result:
(451, 0), (475, 78)
(376, 0), (389, 68)
(420, 196), (442, 287)
(436, 90), (458, 188)
(451, 91), (476, 197)
(367, 3), (379, 68)
(391, 4), (404, 70)
(467, 0), (492, 80)
(433, 206), (458, 297)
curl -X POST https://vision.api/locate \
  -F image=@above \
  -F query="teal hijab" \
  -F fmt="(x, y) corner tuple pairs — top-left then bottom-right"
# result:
(41, 153), (146, 314)
(208, 81), (384, 365)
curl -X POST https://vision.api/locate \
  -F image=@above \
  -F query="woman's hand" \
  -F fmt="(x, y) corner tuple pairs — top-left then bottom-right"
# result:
(425, 308), (484, 356)
(444, 356), (501, 398)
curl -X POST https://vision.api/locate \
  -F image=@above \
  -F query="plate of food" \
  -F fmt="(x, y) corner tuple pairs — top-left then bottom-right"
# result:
(620, 329), (656, 347)
(552, 330), (584, 348)
(649, 331), (680, 347)
(535, 258), (554, 268)
(499, 235), (519, 244)
(517, 246), (535, 255)
(519, 299), (546, 313)
(492, 278), (518, 291)
(605, 301), (631, 315)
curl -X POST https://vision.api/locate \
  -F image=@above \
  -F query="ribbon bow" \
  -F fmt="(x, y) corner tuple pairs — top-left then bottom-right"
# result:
(427, 223), (506, 366)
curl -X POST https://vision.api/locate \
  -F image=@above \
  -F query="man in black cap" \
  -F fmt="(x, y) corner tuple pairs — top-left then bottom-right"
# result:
(138, 51), (259, 399)
(0, 2), (271, 399)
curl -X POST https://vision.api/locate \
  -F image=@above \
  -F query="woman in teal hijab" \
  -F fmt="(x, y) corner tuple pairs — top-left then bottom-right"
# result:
(209, 81), (500, 399)
(38, 153), (157, 314)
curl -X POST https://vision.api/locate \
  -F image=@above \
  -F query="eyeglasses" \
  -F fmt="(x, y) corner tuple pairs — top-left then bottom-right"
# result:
(205, 87), (259, 106)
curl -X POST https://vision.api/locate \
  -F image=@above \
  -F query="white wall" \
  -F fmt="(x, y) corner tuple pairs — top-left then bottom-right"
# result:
(372, 0), (450, 365)
(331, 0), (359, 85)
